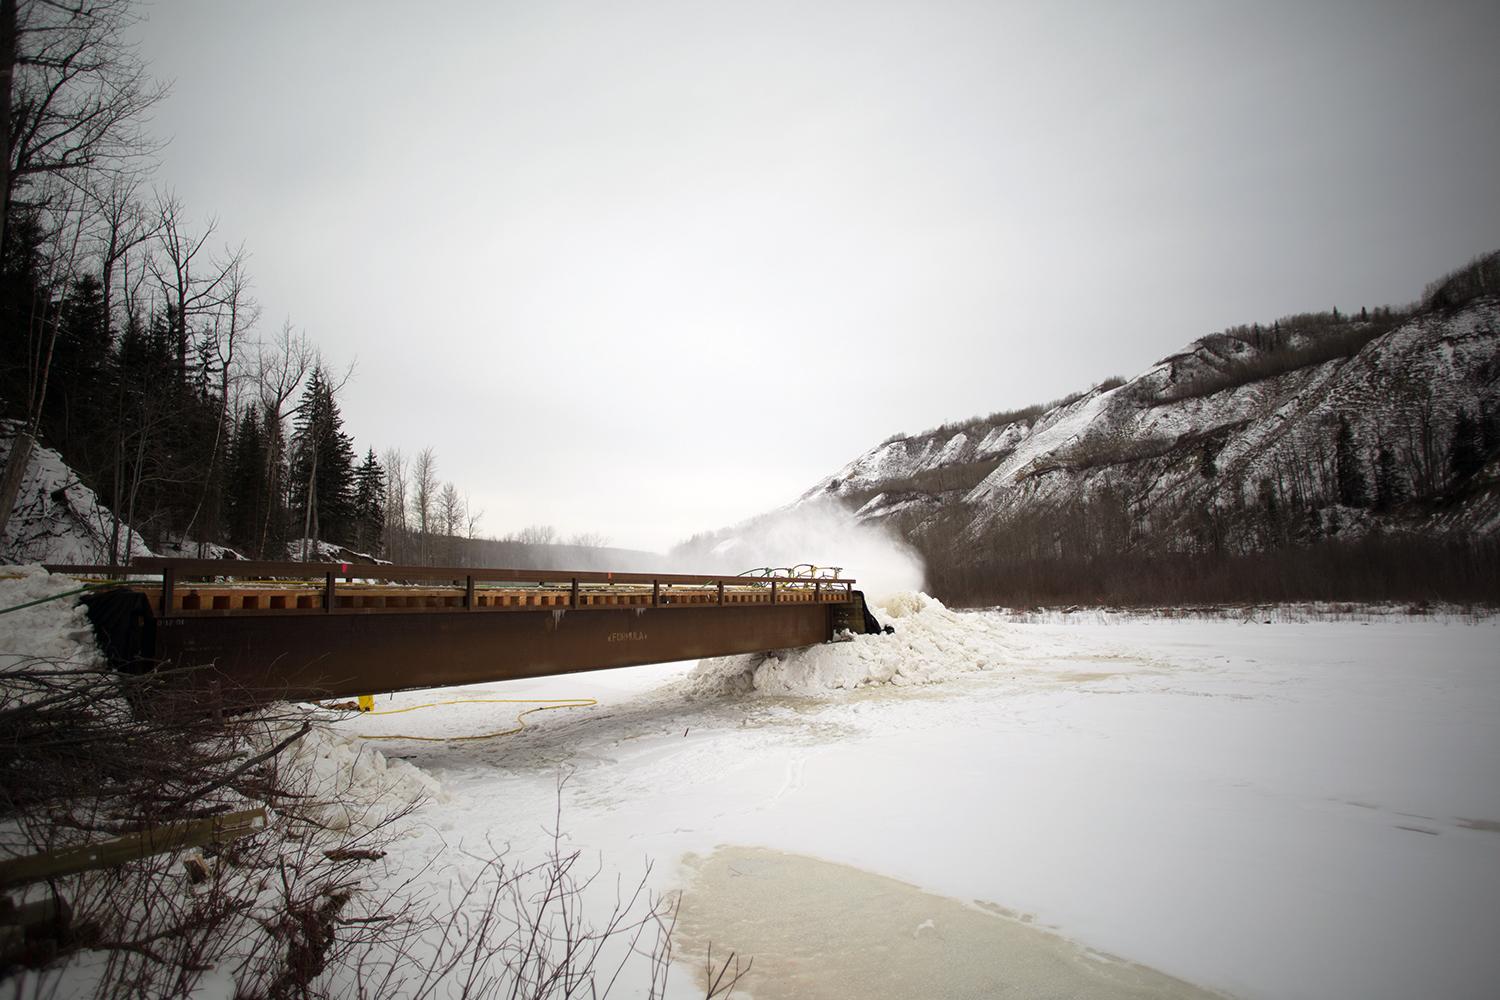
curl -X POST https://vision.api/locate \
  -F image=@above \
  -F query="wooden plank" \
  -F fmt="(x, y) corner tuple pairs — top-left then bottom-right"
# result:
(0, 808), (267, 890)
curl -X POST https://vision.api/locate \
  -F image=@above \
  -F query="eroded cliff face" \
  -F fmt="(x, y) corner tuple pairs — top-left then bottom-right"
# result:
(795, 298), (1500, 551)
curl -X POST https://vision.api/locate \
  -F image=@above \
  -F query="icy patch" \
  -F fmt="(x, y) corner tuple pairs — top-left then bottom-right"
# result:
(273, 721), (445, 833)
(683, 592), (1020, 696)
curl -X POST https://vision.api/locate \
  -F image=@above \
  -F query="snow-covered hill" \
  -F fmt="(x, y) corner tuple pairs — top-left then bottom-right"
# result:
(796, 293), (1500, 550)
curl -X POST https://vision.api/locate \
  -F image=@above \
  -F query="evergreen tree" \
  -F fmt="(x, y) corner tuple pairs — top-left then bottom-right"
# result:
(43, 275), (114, 484)
(224, 406), (268, 554)
(352, 448), (386, 556)
(1374, 445), (1404, 513)
(289, 368), (357, 550)
(1334, 416), (1368, 507)
(1449, 408), (1482, 483)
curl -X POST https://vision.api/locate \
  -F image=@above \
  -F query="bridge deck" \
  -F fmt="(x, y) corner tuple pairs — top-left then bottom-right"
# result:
(55, 559), (871, 705)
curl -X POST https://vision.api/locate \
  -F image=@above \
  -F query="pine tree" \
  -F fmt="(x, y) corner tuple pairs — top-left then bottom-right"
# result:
(1374, 445), (1404, 513)
(290, 368), (357, 551)
(1449, 408), (1482, 483)
(1334, 416), (1368, 508)
(352, 448), (385, 556)
(224, 406), (267, 554)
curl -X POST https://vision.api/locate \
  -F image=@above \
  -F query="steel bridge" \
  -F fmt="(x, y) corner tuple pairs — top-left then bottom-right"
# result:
(55, 558), (880, 706)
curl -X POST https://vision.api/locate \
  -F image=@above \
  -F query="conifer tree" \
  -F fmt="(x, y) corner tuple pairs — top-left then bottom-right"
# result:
(1449, 408), (1482, 483)
(1374, 445), (1404, 513)
(224, 406), (267, 554)
(352, 448), (385, 556)
(290, 367), (356, 551)
(1334, 416), (1368, 508)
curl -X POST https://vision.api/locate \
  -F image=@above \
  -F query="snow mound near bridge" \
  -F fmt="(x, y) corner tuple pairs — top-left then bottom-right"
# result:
(683, 591), (1023, 696)
(0, 565), (101, 674)
(272, 720), (445, 833)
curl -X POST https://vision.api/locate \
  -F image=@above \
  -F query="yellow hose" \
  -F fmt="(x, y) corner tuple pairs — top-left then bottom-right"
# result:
(353, 697), (598, 743)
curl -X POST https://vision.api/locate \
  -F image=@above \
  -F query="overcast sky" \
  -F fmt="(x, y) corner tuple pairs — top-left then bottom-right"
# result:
(131, 0), (1500, 552)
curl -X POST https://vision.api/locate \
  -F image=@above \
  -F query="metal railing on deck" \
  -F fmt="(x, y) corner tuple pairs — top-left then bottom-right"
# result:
(42, 558), (857, 616)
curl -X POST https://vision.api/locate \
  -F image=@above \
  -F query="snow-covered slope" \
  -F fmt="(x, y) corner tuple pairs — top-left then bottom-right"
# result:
(0, 424), (155, 565)
(796, 297), (1500, 547)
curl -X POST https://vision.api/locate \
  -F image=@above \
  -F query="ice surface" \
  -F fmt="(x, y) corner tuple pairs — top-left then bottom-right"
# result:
(332, 608), (1500, 1000)
(12, 569), (1496, 998)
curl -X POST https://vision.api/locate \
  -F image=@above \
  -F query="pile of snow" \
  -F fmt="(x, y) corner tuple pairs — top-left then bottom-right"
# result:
(683, 592), (1020, 695)
(156, 539), (246, 560)
(286, 537), (390, 566)
(0, 428), (153, 565)
(271, 719), (444, 833)
(0, 566), (100, 672)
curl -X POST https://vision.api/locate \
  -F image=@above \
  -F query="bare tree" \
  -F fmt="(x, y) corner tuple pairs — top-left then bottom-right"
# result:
(464, 491), (483, 543)
(411, 447), (438, 563)
(148, 192), (232, 376)
(180, 246), (257, 551)
(0, 0), (166, 543)
(2, 0), (165, 246)
(382, 447), (409, 562)
(437, 481), (463, 564)
(511, 524), (557, 546)
(252, 321), (313, 557)
(568, 531), (610, 548)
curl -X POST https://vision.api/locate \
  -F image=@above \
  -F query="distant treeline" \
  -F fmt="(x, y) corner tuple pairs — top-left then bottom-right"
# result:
(928, 534), (1500, 607)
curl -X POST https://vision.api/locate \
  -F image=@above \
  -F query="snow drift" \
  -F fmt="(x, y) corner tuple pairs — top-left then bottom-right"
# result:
(683, 591), (1020, 695)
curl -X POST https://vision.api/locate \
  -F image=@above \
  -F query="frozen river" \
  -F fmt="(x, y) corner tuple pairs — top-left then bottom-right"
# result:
(332, 599), (1500, 999)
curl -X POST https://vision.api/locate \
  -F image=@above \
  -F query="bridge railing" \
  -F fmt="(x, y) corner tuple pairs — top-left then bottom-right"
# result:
(42, 558), (857, 616)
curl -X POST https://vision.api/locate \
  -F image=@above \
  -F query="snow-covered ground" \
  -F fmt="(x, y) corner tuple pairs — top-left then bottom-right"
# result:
(332, 597), (1500, 1000)
(4, 572), (1495, 998)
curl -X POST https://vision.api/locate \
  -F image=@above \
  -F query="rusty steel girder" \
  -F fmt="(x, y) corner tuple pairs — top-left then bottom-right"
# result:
(151, 602), (836, 702)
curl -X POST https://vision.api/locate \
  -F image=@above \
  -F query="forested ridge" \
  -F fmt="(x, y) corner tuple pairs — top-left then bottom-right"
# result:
(0, 0), (600, 566)
(796, 252), (1500, 606)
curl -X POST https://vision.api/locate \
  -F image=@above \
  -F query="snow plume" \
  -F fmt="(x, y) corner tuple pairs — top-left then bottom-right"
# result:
(676, 499), (925, 604)
(683, 591), (1018, 696)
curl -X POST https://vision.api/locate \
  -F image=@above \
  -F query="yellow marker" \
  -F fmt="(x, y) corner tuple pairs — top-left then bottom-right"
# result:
(357, 695), (375, 713)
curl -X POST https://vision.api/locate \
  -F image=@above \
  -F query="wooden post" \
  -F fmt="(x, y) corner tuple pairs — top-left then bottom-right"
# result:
(161, 564), (176, 614)
(771, 580), (778, 605)
(651, 580), (660, 607)
(323, 572), (335, 613)
(465, 575), (475, 610)
(717, 580), (724, 606)
(570, 577), (579, 609)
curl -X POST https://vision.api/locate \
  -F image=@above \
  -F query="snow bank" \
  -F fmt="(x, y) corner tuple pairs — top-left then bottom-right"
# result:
(0, 566), (100, 672)
(683, 592), (1019, 695)
(272, 720), (444, 833)
(0, 428), (153, 565)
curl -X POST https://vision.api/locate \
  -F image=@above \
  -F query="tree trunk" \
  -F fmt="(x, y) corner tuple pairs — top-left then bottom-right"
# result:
(0, 430), (33, 546)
